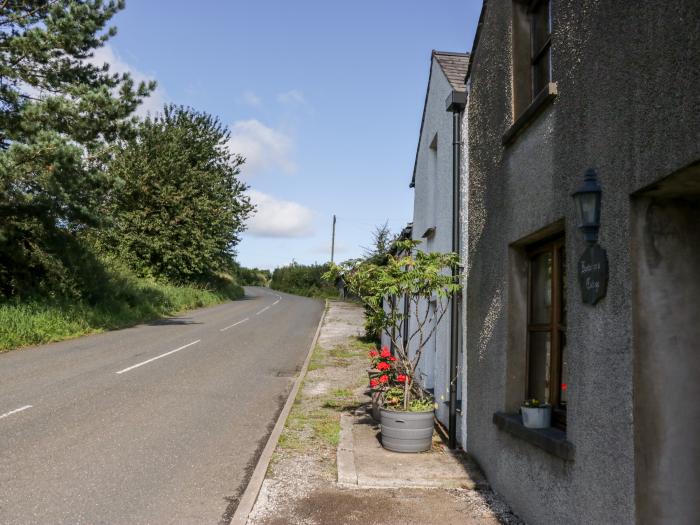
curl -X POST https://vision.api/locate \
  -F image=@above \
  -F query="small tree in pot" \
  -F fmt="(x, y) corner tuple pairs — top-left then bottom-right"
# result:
(326, 240), (460, 452)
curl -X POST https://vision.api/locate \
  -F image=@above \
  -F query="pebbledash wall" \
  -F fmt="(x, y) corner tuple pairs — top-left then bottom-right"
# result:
(461, 2), (700, 525)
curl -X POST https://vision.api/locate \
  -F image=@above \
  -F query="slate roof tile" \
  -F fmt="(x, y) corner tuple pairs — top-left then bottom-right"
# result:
(433, 50), (470, 91)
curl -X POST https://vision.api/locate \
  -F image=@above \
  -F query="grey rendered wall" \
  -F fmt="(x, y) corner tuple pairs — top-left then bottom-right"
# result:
(463, 1), (700, 524)
(411, 58), (457, 430)
(631, 194), (700, 525)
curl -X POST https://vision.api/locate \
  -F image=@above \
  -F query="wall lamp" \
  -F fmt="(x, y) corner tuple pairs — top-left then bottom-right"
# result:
(572, 168), (602, 244)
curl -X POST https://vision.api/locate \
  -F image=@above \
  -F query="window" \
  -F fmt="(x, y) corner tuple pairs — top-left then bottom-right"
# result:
(530, 0), (552, 99)
(511, 0), (554, 122)
(526, 236), (567, 428)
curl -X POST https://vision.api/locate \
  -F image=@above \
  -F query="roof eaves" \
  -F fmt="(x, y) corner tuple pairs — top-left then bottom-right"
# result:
(410, 51), (438, 188)
(465, 0), (488, 83)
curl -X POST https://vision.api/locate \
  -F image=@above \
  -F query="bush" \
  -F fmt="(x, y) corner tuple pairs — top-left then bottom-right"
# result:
(271, 262), (338, 298)
(230, 262), (271, 287)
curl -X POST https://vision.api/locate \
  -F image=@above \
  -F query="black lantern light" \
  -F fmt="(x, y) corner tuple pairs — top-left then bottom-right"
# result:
(572, 168), (602, 244)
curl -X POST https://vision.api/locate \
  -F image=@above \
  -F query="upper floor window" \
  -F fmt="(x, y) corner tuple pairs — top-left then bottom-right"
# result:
(530, 0), (552, 98)
(511, 0), (554, 120)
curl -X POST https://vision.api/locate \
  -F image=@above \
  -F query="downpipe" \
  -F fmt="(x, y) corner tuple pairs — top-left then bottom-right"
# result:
(446, 90), (466, 450)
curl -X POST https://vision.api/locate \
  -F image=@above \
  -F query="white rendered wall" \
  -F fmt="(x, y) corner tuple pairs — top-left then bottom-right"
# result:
(410, 59), (458, 429)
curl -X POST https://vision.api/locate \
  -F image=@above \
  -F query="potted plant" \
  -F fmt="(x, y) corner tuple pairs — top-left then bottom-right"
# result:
(325, 240), (460, 453)
(520, 398), (552, 429)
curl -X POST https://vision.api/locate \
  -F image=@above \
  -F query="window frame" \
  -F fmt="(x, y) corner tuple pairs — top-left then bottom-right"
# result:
(528, 0), (552, 101)
(505, 0), (557, 144)
(525, 235), (566, 429)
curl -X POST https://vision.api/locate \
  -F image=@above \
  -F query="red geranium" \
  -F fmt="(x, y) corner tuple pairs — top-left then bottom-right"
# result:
(379, 374), (389, 383)
(370, 378), (379, 388)
(376, 361), (390, 372)
(388, 356), (397, 362)
(396, 374), (408, 383)
(380, 347), (391, 358)
(368, 349), (379, 358)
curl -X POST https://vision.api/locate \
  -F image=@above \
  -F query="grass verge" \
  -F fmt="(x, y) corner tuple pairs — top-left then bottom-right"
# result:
(276, 337), (367, 460)
(0, 273), (243, 352)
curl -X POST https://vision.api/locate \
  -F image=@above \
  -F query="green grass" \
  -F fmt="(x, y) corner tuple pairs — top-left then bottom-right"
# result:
(311, 413), (340, 446)
(0, 273), (243, 352)
(307, 345), (327, 371)
(330, 388), (352, 398)
(329, 348), (356, 359)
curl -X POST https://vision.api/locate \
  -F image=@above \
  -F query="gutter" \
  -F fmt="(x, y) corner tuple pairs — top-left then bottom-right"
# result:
(445, 89), (467, 449)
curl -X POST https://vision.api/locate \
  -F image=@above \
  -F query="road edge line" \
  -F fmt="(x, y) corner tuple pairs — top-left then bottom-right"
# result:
(230, 299), (327, 525)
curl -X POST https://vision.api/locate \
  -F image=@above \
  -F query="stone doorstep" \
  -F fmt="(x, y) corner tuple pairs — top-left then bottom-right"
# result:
(337, 412), (488, 490)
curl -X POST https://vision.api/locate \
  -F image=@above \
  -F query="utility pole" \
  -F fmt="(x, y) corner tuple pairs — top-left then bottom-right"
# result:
(331, 214), (336, 263)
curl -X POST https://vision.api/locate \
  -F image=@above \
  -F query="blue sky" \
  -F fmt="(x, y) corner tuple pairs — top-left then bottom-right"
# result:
(106, 1), (482, 270)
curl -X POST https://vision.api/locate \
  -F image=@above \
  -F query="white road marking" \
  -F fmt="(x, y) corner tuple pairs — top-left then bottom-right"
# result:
(0, 405), (33, 420)
(256, 305), (271, 316)
(272, 299), (280, 306)
(220, 317), (249, 332)
(116, 340), (201, 375)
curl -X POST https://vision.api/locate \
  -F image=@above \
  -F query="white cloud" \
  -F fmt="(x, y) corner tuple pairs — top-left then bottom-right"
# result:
(88, 45), (166, 117)
(246, 189), (314, 238)
(277, 89), (307, 106)
(241, 90), (262, 107)
(228, 120), (297, 177)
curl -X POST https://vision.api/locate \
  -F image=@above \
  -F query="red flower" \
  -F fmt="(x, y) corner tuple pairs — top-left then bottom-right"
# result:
(396, 374), (408, 383)
(376, 361), (390, 372)
(368, 350), (379, 358)
(370, 378), (379, 388)
(379, 374), (389, 383)
(380, 347), (391, 358)
(388, 356), (397, 362)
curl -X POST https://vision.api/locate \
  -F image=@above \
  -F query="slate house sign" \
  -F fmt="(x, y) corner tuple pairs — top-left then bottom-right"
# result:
(578, 243), (608, 305)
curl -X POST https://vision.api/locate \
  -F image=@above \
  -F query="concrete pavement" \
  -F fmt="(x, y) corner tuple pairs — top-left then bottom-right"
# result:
(0, 287), (324, 524)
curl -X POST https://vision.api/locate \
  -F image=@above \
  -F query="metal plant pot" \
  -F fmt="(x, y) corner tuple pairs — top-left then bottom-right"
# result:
(380, 408), (434, 453)
(521, 405), (552, 429)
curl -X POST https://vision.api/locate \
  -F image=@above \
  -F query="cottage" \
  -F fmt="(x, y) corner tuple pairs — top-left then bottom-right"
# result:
(461, 1), (700, 523)
(381, 51), (469, 446)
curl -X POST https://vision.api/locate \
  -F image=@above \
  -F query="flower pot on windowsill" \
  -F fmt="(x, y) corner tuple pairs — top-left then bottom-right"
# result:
(380, 408), (435, 453)
(520, 404), (552, 429)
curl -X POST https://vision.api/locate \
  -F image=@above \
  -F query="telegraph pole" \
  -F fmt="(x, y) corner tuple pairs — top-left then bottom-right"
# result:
(331, 214), (336, 263)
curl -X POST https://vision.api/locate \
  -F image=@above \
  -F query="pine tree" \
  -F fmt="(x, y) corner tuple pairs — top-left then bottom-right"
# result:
(0, 1), (154, 296)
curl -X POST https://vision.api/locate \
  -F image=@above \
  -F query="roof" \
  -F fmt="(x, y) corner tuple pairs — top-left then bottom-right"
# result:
(388, 222), (414, 255)
(410, 50), (470, 188)
(433, 51), (470, 91)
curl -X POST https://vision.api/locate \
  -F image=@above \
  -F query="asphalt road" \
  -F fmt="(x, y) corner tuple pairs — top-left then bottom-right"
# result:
(0, 287), (324, 524)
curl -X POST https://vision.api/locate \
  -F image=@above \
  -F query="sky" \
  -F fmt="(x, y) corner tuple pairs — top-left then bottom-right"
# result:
(105, 1), (482, 270)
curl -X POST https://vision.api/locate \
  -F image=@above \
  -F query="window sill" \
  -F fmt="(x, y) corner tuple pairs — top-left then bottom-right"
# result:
(493, 411), (574, 461)
(502, 82), (558, 146)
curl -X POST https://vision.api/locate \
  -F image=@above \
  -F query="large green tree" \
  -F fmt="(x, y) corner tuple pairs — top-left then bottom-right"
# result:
(96, 105), (254, 282)
(0, 0), (154, 296)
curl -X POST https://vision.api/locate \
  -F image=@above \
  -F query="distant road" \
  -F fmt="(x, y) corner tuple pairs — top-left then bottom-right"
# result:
(0, 287), (324, 524)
